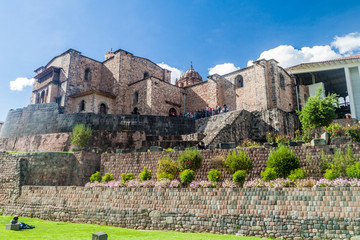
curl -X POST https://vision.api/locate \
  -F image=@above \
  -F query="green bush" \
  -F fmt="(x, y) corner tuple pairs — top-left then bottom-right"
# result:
(323, 123), (344, 137)
(232, 170), (247, 186)
(102, 172), (114, 183)
(298, 88), (339, 129)
(180, 169), (195, 184)
(70, 123), (92, 148)
(90, 171), (102, 183)
(324, 167), (340, 180)
(261, 167), (277, 181)
(266, 131), (278, 143)
(121, 173), (135, 183)
(266, 145), (300, 178)
(207, 169), (221, 182)
(225, 149), (253, 174)
(324, 146), (355, 180)
(288, 168), (307, 182)
(157, 155), (178, 180)
(139, 167), (152, 181)
(178, 148), (202, 171)
(345, 125), (360, 142)
(346, 162), (360, 179)
(157, 172), (175, 180)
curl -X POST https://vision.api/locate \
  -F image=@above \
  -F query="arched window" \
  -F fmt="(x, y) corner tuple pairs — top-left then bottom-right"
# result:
(79, 100), (85, 112)
(169, 108), (177, 117)
(143, 71), (149, 79)
(84, 68), (92, 81)
(40, 91), (45, 103)
(133, 91), (139, 104)
(99, 103), (107, 114)
(235, 75), (243, 88)
(280, 74), (285, 89)
(36, 93), (40, 104)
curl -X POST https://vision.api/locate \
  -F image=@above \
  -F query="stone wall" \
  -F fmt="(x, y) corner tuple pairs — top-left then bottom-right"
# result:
(0, 152), (21, 202)
(2, 186), (360, 239)
(101, 144), (360, 181)
(0, 103), (195, 138)
(12, 152), (100, 186)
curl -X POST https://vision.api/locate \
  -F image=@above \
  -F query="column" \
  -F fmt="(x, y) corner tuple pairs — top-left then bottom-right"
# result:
(344, 67), (357, 118)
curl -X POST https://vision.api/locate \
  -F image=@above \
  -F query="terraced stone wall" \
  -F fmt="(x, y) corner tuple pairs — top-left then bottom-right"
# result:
(2, 186), (360, 239)
(101, 144), (360, 181)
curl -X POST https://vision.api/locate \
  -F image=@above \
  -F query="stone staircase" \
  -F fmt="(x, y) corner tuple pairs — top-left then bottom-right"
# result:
(195, 110), (247, 147)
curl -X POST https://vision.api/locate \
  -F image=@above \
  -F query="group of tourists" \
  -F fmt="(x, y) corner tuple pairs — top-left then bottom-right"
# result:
(182, 104), (229, 119)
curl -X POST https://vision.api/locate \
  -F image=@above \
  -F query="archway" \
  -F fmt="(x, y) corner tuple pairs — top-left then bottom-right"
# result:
(99, 103), (107, 114)
(169, 108), (177, 117)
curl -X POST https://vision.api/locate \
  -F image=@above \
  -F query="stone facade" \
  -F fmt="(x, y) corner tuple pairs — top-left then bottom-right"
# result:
(28, 49), (297, 118)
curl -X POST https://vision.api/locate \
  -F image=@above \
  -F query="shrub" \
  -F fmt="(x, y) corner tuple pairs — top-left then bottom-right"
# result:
(225, 149), (253, 174)
(178, 148), (202, 171)
(266, 131), (278, 143)
(302, 128), (314, 143)
(261, 167), (277, 181)
(157, 172), (175, 180)
(139, 167), (152, 181)
(288, 168), (307, 182)
(121, 173), (135, 183)
(232, 170), (247, 186)
(323, 123), (344, 137)
(298, 88), (339, 129)
(241, 139), (262, 147)
(157, 155), (178, 180)
(70, 123), (92, 148)
(102, 172), (114, 183)
(345, 124), (360, 142)
(275, 135), (291, 144)
(346, 162), (360, 179)
(180, 169), (195, 184)
(207, 169), (221, 182)
(324, 146), (356, 180)
(266, 145), (300, 178)
(90, 171), (102, 183)
(324, 167), (340, 180)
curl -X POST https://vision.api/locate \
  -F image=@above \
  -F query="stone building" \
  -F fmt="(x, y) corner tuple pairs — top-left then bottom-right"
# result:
(0, 121), (3, 135)
(184, 59), (296, 113)
(30, 49), (297, 117)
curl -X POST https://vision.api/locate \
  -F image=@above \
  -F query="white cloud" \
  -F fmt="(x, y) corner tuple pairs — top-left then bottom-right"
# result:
(331, 32), (360, 55)
(258, 45), (340, 68)
(9, 77), (34, 91)
(157, 62), (182, 84)
(208, 63), (240, 75)
(247, 60), (254, 67)
(250, 32), (360, 68)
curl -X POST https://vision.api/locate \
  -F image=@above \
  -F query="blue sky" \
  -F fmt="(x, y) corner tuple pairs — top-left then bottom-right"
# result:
(1, 0), (360, 121)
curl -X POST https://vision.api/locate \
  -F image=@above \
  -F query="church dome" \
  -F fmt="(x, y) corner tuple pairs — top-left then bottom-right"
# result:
(176, 65), (203, 87)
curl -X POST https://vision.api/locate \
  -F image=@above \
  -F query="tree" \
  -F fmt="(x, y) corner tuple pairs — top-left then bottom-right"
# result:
(70, 123), (92, 148)
(298, 88), (339, 129)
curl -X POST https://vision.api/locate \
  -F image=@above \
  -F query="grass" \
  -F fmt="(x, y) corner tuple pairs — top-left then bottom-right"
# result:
(0, 216), (266, 240)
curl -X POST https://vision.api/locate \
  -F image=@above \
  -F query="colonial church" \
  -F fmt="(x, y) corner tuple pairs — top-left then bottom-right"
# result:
(31, 48), (298, 116)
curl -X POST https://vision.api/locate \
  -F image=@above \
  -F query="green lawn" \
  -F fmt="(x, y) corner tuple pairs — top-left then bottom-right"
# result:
(0, 216), (266, 240)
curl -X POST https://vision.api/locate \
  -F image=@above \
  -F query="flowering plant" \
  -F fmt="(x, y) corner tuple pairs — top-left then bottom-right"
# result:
(189, 180), (217, 188)
(221, 180), (237, 188)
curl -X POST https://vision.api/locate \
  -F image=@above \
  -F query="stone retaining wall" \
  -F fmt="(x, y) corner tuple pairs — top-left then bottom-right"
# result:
(0, 152), (100, 187)
(101, 144), (360, 181)
(2, 186), (360, 239)
(0, 103), (195, 138)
